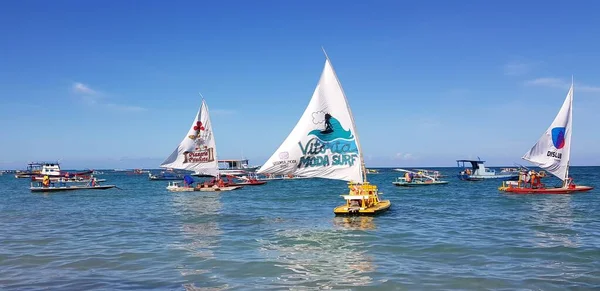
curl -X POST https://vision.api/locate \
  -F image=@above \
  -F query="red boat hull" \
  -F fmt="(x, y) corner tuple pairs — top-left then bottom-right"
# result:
(501, 185), (593, 194)
(229, 181), (267, 186)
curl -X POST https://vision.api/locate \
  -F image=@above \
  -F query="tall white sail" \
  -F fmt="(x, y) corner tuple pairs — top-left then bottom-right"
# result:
(522, 83), (573, 181)
(161, 98), (219, 177)
(257, 58), (365, 183)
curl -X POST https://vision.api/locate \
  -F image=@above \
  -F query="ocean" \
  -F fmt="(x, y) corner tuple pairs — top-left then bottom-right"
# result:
(1, 167), (599, 290)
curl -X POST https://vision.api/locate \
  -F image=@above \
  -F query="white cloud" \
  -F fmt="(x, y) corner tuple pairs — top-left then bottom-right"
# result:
(525, 77), (600, 92)
(394, 153), (415, 160)
(577, 84), (600, 93)
(71, 82), (146, 112)
(525, 77), (566, 88)
(72, 82), (98, 95)
(503, 60), (538, 76)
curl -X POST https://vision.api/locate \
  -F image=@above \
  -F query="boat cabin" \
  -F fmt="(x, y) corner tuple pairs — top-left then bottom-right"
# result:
(456, 159), (495, 177)
(40, 162), (61, 176)
(218, 159), (259, 175)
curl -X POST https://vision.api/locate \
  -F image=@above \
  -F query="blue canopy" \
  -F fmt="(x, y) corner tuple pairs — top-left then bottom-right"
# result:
(183, 175), (195, 185)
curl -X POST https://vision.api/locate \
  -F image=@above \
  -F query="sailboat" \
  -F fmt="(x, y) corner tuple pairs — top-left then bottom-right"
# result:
(257, 50), (391, 215)
(499, 81), (593, 194)
(161, 97), (242, 192)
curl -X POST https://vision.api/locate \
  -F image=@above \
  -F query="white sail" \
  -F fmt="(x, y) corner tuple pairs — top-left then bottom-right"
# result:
(160, 98), (219, 177)
(257, 58), (365, 183)
(522, 83), (573, 181)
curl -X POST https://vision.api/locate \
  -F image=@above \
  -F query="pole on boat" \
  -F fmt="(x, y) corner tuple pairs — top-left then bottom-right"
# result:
(563, 76), (574, 188)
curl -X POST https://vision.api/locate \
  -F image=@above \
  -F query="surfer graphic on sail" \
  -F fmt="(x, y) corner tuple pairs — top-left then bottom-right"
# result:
(322, 113), (333, 134)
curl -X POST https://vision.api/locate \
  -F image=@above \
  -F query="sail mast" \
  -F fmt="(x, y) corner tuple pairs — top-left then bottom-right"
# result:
(321, 47), (367, 183)
(563, 77), (574, 186)
(198, 92), (220, 178)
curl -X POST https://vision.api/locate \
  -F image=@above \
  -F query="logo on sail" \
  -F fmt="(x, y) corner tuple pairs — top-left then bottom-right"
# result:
(547, 126), (566, 159)
(551, 127), (566, 149)
(184, 120), (215, 163)
(297, 111), (358, 168)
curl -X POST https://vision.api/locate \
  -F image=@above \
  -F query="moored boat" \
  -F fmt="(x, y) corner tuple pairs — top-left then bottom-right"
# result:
(392, 168), (449, 187)
(457, 159), (519, 181)
(30, 176), (115, 192)
(31, 175), (106, 183)
(148, 171), (186, 180)
(256, 49), (390, 216)
(499, 80), (593, 194)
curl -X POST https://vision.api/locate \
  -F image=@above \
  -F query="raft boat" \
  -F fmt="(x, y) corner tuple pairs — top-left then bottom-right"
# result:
(30, 181), (115, 192)
(392, 168), (449, 187)
(333, 182), (391, 215)
(166, 181), (242, 192)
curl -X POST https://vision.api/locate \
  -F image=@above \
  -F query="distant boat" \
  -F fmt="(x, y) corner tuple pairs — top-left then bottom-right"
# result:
(217, 159), (260, 176)
(366, 169), (379, 174)
(256, 50), (390, 216)
(160, 96), (243, 192)
(30, 176), (115, 192)
(30, 184), (116, 192)
(393, 168), (449, 187)
(15, 161), (93, 179)
(148, 171), (185, 181)
(457, 159), (519, 181)
(499, 81), (593, 194)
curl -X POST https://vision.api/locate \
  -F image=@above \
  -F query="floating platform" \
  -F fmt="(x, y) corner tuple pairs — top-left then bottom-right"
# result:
(30, 185), (116, 192)
(499, 185), (593, 194)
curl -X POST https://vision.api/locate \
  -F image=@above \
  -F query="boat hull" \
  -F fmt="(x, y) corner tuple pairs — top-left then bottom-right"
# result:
(458, 174), (518, 181)
(333, 200), (391, 216)
(167, 185), (243, 192)
(229, 181), (267, 186)
(149, 176), (184, 180)
(499, 185), (593, 194)
(30, 185), (116, 192)
(393, 181), (449, 187)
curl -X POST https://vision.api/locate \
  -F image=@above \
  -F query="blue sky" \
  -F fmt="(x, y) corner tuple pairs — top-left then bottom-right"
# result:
(2, 0), (600, 170)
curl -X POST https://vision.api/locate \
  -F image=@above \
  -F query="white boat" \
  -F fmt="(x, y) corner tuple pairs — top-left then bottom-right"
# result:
(257, 49), (390, 215)
(393, 168), (449, 187)
(217, 159), (260, 175)
(160, 95), (241, 192)
(15, 161), (60, 178)
(499, 80), (593, 194)
(456, 159), (519, 181)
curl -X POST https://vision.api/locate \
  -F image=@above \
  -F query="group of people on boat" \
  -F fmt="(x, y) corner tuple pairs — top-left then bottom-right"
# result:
(518, 169), (547, 188)
(404, 171), (415, 182)
(460, 168), (472, 176)
(183, 176), (227, 189)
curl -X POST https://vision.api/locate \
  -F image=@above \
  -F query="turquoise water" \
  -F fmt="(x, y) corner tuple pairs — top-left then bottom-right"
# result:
(1, 167), (599, 290)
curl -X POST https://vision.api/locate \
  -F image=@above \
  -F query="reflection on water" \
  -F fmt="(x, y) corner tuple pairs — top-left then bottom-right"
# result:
(529, 195), (578, 248)
(170, 192), (225, 290)
(259, 227), (375, 289)
(333, 216), (376, 230)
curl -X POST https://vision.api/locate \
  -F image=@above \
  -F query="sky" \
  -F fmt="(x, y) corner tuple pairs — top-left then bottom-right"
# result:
(1, 0), (600, 170)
